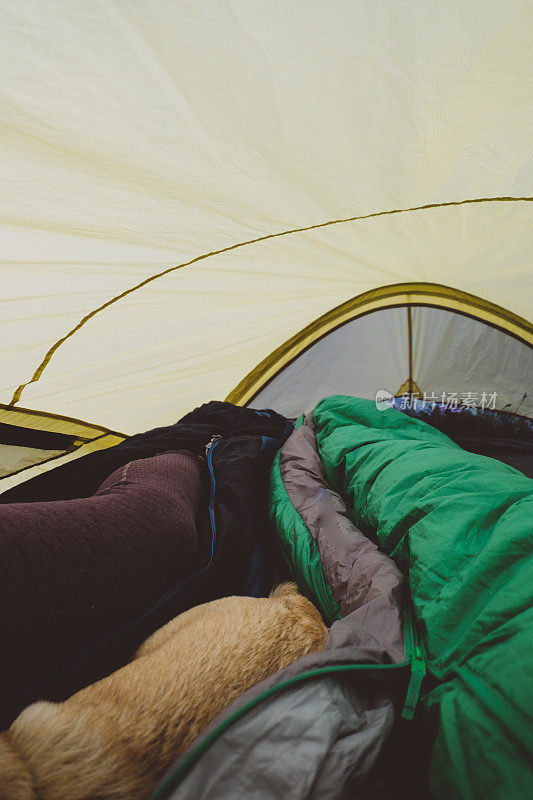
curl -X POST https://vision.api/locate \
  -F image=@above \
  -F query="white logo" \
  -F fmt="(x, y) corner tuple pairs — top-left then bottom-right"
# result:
(375, 389), (394, 411)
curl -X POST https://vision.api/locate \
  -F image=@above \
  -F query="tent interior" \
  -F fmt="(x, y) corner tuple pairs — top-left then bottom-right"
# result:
(1, 1), (531, 464)
(0, 2), (532, 799)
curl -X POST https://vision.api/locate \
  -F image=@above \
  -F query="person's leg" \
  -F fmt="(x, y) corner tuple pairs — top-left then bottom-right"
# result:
(0, 451), (202, 719)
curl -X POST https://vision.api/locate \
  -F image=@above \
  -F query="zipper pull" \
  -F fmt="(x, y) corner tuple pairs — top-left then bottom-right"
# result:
(205, 434), (221, 456)
(401, 644), (427, 720)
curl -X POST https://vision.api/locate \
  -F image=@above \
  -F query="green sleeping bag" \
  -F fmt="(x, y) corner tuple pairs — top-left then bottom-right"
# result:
(270, 395), (533, 799)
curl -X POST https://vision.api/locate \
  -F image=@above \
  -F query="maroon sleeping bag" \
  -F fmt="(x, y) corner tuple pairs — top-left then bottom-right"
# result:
(0, 450), (202, 715)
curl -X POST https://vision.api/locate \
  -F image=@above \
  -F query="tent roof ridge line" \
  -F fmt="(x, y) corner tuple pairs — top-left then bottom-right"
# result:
(9, 195), (532, 407)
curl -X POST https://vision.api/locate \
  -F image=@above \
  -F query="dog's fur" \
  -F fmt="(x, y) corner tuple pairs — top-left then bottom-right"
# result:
(0, 583), (327, 800)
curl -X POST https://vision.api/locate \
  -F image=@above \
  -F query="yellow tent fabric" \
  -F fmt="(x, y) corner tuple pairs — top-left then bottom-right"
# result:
(1, 1), (531, 436)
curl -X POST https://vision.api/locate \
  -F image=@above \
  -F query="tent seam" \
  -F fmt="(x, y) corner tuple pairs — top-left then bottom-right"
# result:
(9, 195), (532, 406)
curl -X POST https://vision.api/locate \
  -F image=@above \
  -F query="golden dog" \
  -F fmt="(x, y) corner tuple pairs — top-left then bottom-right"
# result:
(0, 583), (327, 800)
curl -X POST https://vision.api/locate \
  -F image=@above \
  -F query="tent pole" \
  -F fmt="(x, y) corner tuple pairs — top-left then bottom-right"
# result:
(407, 305), (413, 397)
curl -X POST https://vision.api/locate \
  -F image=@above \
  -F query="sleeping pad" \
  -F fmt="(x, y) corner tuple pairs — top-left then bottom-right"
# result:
(0, 401), (292, 728)
(151, 395), (532, 800)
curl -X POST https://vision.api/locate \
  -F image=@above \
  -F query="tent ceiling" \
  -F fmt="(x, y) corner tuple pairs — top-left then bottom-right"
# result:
(1, 1), (531, 433)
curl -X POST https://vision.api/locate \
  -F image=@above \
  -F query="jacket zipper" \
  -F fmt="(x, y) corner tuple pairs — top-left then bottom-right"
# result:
(204, 435), (221, 565)
(205, 434), (222, 454)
